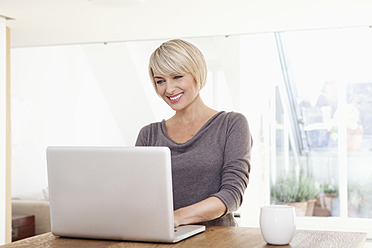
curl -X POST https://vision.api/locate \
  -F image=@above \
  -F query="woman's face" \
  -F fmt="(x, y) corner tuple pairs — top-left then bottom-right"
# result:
(153, 72), (199, 112)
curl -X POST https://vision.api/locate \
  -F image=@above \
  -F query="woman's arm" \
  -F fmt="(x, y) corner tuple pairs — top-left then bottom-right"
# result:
(174, 196), (226, 227)
(212, 113), (252, 214)
(174, 113), (252, 227)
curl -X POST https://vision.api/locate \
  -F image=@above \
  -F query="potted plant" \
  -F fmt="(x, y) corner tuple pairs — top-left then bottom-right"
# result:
(314, 181), (338, 216)
(271, 171), (320, 216)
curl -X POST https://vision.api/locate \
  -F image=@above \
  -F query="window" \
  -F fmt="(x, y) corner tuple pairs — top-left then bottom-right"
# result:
(270, 27), (372, 227)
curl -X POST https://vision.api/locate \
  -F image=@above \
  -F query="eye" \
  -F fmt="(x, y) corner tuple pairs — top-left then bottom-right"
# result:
(173, 75), (183, 80)
(155, 79), (165, 84)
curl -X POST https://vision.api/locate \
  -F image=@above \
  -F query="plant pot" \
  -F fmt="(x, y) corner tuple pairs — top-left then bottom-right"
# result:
(306, 199), (316, 216)
(314, 193), (337, 216)
(287, 201), (308, 216)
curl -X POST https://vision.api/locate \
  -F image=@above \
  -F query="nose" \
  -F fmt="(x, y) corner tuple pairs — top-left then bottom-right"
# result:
(165, 80), (176, 95)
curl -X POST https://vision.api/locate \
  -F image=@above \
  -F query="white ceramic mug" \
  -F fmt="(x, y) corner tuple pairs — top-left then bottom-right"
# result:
(260, 205), (296, 245)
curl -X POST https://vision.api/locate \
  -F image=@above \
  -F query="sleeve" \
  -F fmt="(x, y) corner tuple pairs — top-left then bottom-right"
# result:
(212, 113), (252, 214)
(135, 125), (149, 146)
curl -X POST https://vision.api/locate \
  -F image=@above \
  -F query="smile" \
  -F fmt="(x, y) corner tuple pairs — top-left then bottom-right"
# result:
(169, 93), (183, 101)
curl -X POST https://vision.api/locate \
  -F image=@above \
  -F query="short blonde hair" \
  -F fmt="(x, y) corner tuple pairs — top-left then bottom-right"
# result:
(149, 39), (207, 94)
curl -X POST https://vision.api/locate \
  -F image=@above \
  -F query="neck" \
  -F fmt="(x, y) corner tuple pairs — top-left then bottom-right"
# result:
(172, 95), (217, 124)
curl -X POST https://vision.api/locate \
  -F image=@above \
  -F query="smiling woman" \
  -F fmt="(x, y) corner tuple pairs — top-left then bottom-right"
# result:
(136, 39), (253, 227)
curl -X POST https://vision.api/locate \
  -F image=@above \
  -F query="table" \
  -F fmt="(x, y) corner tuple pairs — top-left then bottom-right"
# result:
(11, 215), (35, 242)
(1, 226), (366, 248)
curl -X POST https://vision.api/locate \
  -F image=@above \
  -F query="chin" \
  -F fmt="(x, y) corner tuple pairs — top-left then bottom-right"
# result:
(168, 103), (185, 112)
(170, 106), (183, 112)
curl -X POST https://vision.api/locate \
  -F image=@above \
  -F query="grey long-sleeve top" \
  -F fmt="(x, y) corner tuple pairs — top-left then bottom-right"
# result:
(135, 111), (252, 226)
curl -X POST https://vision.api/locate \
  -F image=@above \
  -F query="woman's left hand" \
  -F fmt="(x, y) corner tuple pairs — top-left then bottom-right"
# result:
(173, 196), (226, 227)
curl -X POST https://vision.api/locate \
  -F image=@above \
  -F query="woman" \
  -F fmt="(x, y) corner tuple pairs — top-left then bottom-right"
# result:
(135, 39), (252, 227)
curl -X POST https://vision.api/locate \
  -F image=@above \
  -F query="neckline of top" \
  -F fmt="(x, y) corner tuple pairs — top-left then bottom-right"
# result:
(160, 111), (225, 145)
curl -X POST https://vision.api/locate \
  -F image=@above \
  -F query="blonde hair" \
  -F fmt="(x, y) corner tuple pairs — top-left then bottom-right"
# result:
(149, 39), (207, 94)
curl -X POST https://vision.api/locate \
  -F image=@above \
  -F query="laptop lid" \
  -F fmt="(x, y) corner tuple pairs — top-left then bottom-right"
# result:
(47, 146), (204, 243)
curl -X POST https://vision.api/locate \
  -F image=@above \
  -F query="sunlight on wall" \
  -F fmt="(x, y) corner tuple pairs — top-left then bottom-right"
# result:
(11, 43), (158, 198)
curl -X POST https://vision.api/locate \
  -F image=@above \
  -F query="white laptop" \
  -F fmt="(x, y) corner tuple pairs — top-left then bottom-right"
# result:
(46, 146), (205, 243)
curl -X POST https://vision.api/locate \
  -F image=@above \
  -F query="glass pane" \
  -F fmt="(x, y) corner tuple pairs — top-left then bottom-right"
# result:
(270, 85), (323, 217)
(276, 27), (372, 219)
(343, 29), (372, 219)
(347, 81), (372, 218)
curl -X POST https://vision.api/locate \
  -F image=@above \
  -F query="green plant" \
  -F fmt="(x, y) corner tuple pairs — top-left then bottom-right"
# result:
(271, 171), (320, 203)
(321, 182), (338, 194)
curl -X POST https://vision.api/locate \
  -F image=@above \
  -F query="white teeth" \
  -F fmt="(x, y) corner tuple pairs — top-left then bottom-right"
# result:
(170, 93), (183, 101)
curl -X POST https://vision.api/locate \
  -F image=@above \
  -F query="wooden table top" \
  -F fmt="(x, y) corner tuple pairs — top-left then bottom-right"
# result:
(1, 226), (367, 248)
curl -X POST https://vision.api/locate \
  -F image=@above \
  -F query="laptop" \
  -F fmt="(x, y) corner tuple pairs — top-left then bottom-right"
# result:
(46, 146), (205, 243)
